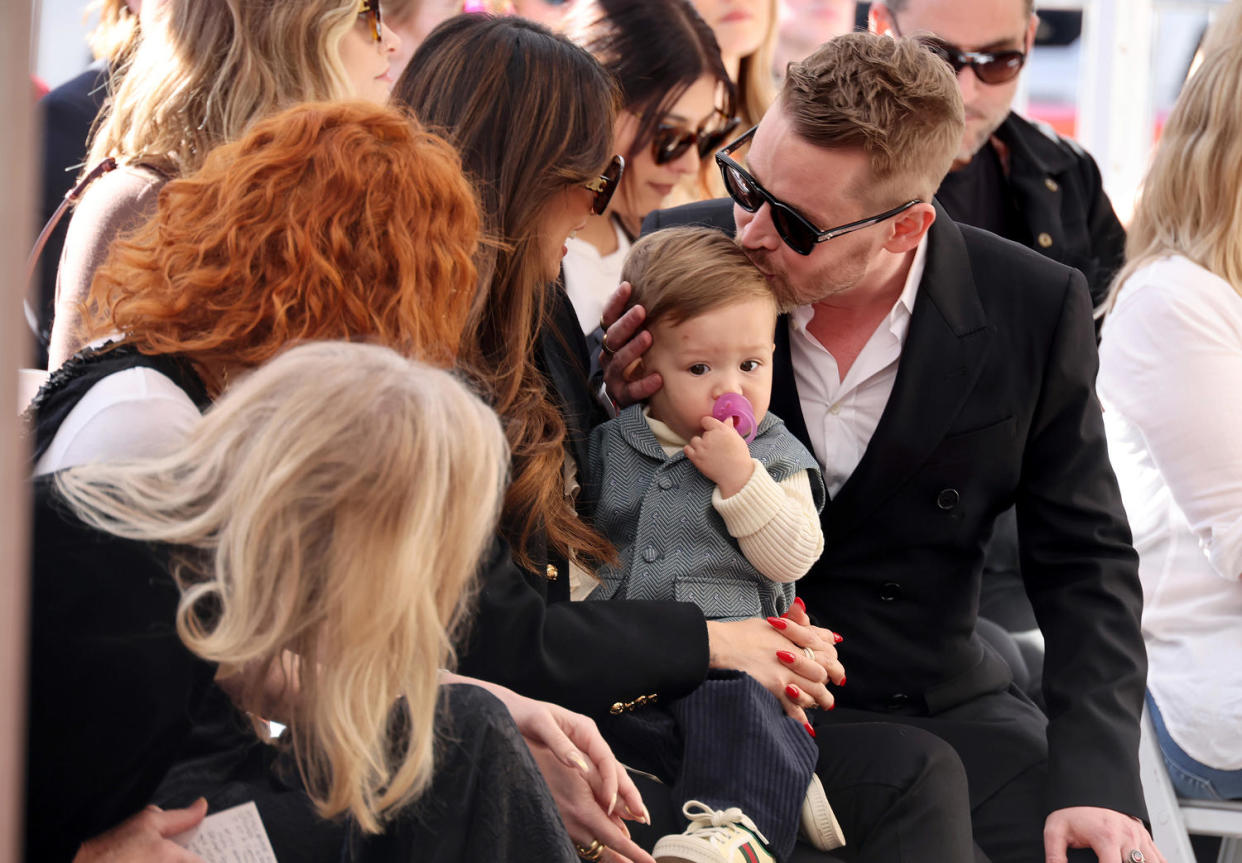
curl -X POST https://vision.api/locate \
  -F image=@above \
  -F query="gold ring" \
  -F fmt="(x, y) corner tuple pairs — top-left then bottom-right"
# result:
(803, 646), (816, 660)
(601, 331), (616, 356)
(577, 840), (606, 861)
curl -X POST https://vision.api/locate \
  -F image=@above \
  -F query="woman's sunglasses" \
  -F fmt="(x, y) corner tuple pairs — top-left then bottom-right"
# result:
(652, 115), (742, 166)
(889, 13), (1026, 85)
(583, 155), (625, 215)
(715, 126), (920, 256)
(358, 0), (382, 43)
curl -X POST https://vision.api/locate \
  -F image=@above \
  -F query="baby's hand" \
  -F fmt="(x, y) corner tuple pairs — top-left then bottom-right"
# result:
(685, 416), (754, 498)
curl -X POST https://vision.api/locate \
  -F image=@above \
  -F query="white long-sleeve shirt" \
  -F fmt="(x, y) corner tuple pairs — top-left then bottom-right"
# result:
(1098, 254), (1242, 770)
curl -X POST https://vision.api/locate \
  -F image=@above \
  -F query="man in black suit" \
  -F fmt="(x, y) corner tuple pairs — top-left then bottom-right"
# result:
(604, 32), (1158, 863)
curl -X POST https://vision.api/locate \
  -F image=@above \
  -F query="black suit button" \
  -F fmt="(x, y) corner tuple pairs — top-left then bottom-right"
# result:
(936, 488), (960, 510)
(885, 693), (910, 710)
(879, 582), (902, 601)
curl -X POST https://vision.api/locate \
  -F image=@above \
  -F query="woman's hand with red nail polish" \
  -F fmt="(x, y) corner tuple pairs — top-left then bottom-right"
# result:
(704, 618), (845, 727)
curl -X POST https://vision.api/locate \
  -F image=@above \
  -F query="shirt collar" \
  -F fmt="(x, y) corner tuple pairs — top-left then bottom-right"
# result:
(789, 232), (929, 345)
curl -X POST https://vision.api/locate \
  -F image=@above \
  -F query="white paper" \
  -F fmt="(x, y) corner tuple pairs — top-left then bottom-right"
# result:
(171, 801), (278, 862)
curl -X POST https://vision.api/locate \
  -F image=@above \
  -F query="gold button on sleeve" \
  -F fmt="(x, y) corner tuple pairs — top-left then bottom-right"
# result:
(1037, 232), (1053, 248)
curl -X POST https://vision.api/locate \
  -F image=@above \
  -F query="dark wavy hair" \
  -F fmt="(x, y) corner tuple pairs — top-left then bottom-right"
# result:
(393, 14), (618, 571)
(85, 101), (482, 395)
(565, 0), (735, 168)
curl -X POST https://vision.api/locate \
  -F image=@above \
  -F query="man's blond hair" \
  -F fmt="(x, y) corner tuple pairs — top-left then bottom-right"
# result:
(622, 227), (778, 327)
(781, 31), (964, 203)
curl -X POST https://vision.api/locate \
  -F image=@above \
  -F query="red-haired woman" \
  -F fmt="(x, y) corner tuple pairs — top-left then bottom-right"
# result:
(33, 100), (476, 475)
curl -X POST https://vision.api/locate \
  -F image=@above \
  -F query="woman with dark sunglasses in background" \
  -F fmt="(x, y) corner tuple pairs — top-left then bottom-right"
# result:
(559, 0), (737, 338)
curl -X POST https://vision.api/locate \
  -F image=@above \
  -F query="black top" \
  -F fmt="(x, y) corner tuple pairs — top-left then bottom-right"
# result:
(936, 142), (1028, 247)
(26, 343), (211, 466)
(24, 479), (220, 862)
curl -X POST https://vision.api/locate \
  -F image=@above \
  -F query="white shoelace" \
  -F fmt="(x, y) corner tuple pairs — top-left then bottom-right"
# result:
(679, 800), (771, 847)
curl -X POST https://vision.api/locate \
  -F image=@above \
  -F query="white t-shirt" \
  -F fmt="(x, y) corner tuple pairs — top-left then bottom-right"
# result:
(1098, 254), (1242, 770)
(34, 367), (202, 476)
(563, 220), (631, 337)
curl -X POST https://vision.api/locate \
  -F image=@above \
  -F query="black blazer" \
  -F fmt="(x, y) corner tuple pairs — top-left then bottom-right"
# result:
(644, 199), (1148, 818)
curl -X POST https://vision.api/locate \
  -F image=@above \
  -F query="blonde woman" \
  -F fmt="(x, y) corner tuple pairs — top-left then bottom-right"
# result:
(676, 0), (776, 202)
(688, 0), (777, 130)
(1097, 28), (1242, 802)
(26, 342), (583, 861)
(33, 0), (142, 366)
(47, 0), (402, 369)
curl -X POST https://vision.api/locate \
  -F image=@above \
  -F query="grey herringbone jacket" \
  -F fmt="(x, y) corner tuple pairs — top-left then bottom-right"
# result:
(587, 405), (825, 620)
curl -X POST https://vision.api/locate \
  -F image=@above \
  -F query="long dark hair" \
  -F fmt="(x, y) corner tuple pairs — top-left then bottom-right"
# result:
(392, 14), (618, 571)
(566, 0), (736, 166)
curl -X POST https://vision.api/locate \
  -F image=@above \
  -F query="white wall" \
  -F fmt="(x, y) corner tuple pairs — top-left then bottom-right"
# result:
(33, 0), (95, 90)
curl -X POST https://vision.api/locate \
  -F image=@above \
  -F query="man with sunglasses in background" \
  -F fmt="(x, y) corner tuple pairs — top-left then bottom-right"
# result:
(871, 0), (1125, 311)
(871, 0), (1128, 722)
(610, 30), (1159, 863)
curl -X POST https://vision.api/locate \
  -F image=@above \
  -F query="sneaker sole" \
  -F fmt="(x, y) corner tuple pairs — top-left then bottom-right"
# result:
(801, 774), (847, 851)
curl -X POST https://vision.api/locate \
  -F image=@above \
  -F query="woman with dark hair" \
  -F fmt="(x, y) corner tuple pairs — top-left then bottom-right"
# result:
(561, 0), (737, 336)
(392, 15), (863, 862)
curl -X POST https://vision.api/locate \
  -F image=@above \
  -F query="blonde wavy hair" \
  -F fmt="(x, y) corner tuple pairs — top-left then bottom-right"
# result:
(54, 341), (509, 834)
(86, 0), (140, 65)
(736, 0), (779, 128)
(1107, 40), (1242, 309)
(86, 0), (362, 177)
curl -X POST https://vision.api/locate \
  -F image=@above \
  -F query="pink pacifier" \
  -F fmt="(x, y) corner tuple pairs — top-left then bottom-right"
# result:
(712, 393), (757, 443)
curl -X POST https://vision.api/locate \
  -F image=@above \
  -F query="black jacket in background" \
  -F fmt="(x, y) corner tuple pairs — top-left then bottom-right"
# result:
(942, 111), (1127, 312)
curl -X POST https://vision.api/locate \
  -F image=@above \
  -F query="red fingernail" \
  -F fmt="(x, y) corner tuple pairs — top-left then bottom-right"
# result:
(804, 722), (816, 738)
(839, 676), (846, 687)
(776, 650), (796, 664)
(793, 597), (806, 612)
(828, 702), (836, 711)
(785, 684), (801, 699)
(833, 631), (844, 644)
(767, 616), (788, 631)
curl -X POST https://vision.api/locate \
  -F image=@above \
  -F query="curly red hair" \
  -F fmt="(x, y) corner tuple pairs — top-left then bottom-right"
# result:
(85, 101), (480, 395)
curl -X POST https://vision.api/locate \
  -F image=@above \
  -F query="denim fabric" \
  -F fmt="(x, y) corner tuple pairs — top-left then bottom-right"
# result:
(1147, 692), (1242, 801)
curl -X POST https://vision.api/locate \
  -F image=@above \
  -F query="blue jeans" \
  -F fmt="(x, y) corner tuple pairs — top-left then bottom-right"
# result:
(1147, 692), (1242, 801)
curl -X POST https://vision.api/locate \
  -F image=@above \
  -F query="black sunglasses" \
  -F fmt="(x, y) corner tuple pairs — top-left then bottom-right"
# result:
(715, 126), (921, 256)
(358, 0), (382, 42)
(652, 115), (742, 166)
(583, 155), (625, 215)
(889, 13), (1026, 85)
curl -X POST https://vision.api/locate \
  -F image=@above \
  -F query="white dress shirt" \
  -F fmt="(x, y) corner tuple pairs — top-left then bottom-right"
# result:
(1098, 254), (1242, 770)
(788, 236), (928, 497)
(563, 219), (631, 336)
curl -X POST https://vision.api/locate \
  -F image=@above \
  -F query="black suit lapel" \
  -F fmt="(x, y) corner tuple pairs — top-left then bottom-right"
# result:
(775, 208), (994, 536)
(829, 207), (993, 534)
(772, 320), (811, 446)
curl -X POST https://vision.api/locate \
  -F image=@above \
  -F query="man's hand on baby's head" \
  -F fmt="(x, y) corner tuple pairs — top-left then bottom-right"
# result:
(684, 416), (755, 497)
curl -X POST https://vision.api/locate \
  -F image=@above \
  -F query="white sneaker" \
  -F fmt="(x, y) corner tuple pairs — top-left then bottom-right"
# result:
(799, 774), (846, 851)
(653, 800), (775, 863)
